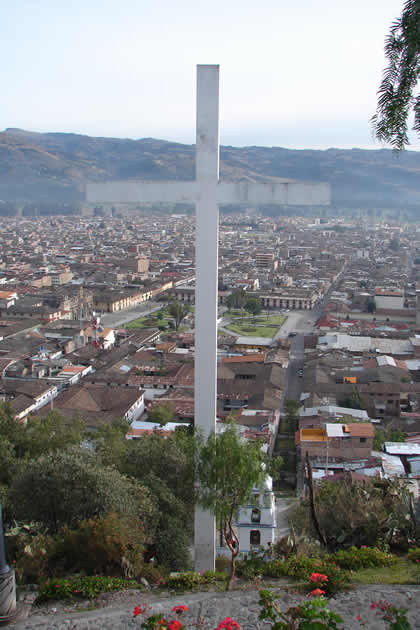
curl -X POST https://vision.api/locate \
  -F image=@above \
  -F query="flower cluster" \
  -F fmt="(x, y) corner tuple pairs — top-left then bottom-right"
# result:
(309, 573), (328, 583)
(133, 605), (241, 630)
(216, 618), (240, 630)
(355, 601), (411, 629)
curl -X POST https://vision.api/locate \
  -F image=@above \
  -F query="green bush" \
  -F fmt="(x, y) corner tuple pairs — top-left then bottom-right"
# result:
(308, 562), (351, 596)
(202, 570), (226, 583)
(165, 571), (202, 590)
(326, 546), (396, 570)
(51, 512), (147, 578)
(284, 555), (318, 580)
(284, 555), (351, 595)
(407, 548), (420, 563)
(215, 555), (230, 573)
(37, 575), (142, 603)
(235, 553), (266, 579)
(263, 559), (288, 578)
(10, 531), (55, 585)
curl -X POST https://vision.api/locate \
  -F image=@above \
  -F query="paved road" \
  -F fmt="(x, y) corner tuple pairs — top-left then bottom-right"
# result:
(100, 301), (162, 327)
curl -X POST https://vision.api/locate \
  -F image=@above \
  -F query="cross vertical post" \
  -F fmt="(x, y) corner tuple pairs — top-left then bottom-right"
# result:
(85, 63), (331, 575)
(194, 65), (220, 571)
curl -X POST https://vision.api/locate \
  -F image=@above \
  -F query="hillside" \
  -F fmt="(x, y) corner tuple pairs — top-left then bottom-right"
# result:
(0, 128), (419, 213)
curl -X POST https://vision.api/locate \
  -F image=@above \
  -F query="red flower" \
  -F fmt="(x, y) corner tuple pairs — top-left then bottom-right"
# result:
(168, 621), (182, 630)
(309, 588), (325, 597)
(217, 617), (241, 630)
(133, 606), (142, 617)
(370, 602), (377, 610)
(172, 605), (188, 614)
(309, 572), (328, 583)
(356, 614), (361, 621)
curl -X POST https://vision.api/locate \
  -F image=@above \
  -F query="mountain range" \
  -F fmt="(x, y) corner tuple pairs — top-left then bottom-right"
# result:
(0, 128), (419, 214)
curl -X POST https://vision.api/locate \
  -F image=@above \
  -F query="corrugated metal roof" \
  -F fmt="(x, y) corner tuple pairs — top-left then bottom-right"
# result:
(384, 442), (420, 455)
(301, 405), (369, 420)
(377, 355), (397, 367)
(381, 453), (405, 477)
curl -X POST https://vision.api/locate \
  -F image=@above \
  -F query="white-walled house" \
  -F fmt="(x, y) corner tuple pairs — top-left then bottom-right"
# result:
(216, 474), (277, 558)
(235, 476), (277, 554)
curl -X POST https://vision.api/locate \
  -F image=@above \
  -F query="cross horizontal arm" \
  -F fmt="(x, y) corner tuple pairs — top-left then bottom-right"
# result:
(216, 181), (330, 205)
(86, 181), (198, 204)
(87, 179), (330, 206)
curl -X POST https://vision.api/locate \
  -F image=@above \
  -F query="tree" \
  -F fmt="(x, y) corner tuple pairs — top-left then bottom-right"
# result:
(371, 0), (420, 149)
(168, 301), (190, 331)
(197, 424), (266, 590)
(292, 476), (418, 551)
(0, 404), (86, 461)
(244, 297), (262, 322)
(8, 448), (156, 534)
(373, 427), (405, 451)
(340, 386), (366, 411)
(25, 410), (86, 458)
(226, 289), (247, 312)
(148, 402), (176, 426)
(121, 432), (195, 569)
(366, 297), (377, 313)
(284, 399), (300, 433)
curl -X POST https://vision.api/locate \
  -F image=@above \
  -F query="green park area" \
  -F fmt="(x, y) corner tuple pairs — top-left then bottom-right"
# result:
(225, 314), (286, 338)
(125, 303), (194, 331)
(124, 308), (171, 330)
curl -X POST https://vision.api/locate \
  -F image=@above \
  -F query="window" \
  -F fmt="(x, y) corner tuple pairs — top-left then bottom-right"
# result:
(250, 530), (261, 546)
(251, 508), (261, 523)
(360, 437), (367, 443)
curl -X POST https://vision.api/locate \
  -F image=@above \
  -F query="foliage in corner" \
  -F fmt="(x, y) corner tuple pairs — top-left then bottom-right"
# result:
(371, 0), (420, 149)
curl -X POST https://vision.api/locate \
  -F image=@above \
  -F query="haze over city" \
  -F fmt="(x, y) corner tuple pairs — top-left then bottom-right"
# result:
(2, 0), (419, 150)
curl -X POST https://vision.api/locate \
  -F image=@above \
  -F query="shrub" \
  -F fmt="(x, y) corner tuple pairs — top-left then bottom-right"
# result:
(51, 512), (147, 578)
(263, 559), (288, 578)
(307, 563), (351, 596)
(326, 546), (396, 570)
(284, 555), (318, 580)
(258, 589), (343, 629)
(283, 555), (351, 595)
(10, 531), (55, 585)
(140, 563), (166, 584)
(37, 575), (142, 603)
(165, 571), (202, 590)
(215, 555), (230, 573)
(235, 553), (266, 579)
(272, 536), (295, 559)
(201, 570), (226, 583)
(407, 548), (420, 563)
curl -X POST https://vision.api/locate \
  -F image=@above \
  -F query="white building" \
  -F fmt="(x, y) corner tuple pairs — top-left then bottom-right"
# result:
(216, 474), (277, 558)
(375, 289), (404, 310)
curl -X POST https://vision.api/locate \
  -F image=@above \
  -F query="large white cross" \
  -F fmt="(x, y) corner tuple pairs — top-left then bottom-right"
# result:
(87, 65), (330, 571)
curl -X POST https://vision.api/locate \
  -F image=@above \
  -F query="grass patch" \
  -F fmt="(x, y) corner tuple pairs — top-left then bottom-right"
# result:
(124, 308), (171, 329)
(224, 315), (286, 338)
(352, 558), (420, 585)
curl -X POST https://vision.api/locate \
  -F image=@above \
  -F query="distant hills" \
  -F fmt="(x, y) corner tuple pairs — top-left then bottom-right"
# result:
(0, 128), (419, 215)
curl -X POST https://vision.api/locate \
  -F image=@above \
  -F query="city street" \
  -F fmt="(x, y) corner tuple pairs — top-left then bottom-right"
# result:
(100, 300), (162, 327)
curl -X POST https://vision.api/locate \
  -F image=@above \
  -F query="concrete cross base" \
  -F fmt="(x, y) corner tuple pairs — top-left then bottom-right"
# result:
(194, 506), (216, 572)
(0, 569), (16, 626)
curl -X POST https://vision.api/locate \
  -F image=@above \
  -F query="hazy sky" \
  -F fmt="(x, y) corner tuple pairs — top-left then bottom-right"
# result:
(2, 0), (419, 150)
